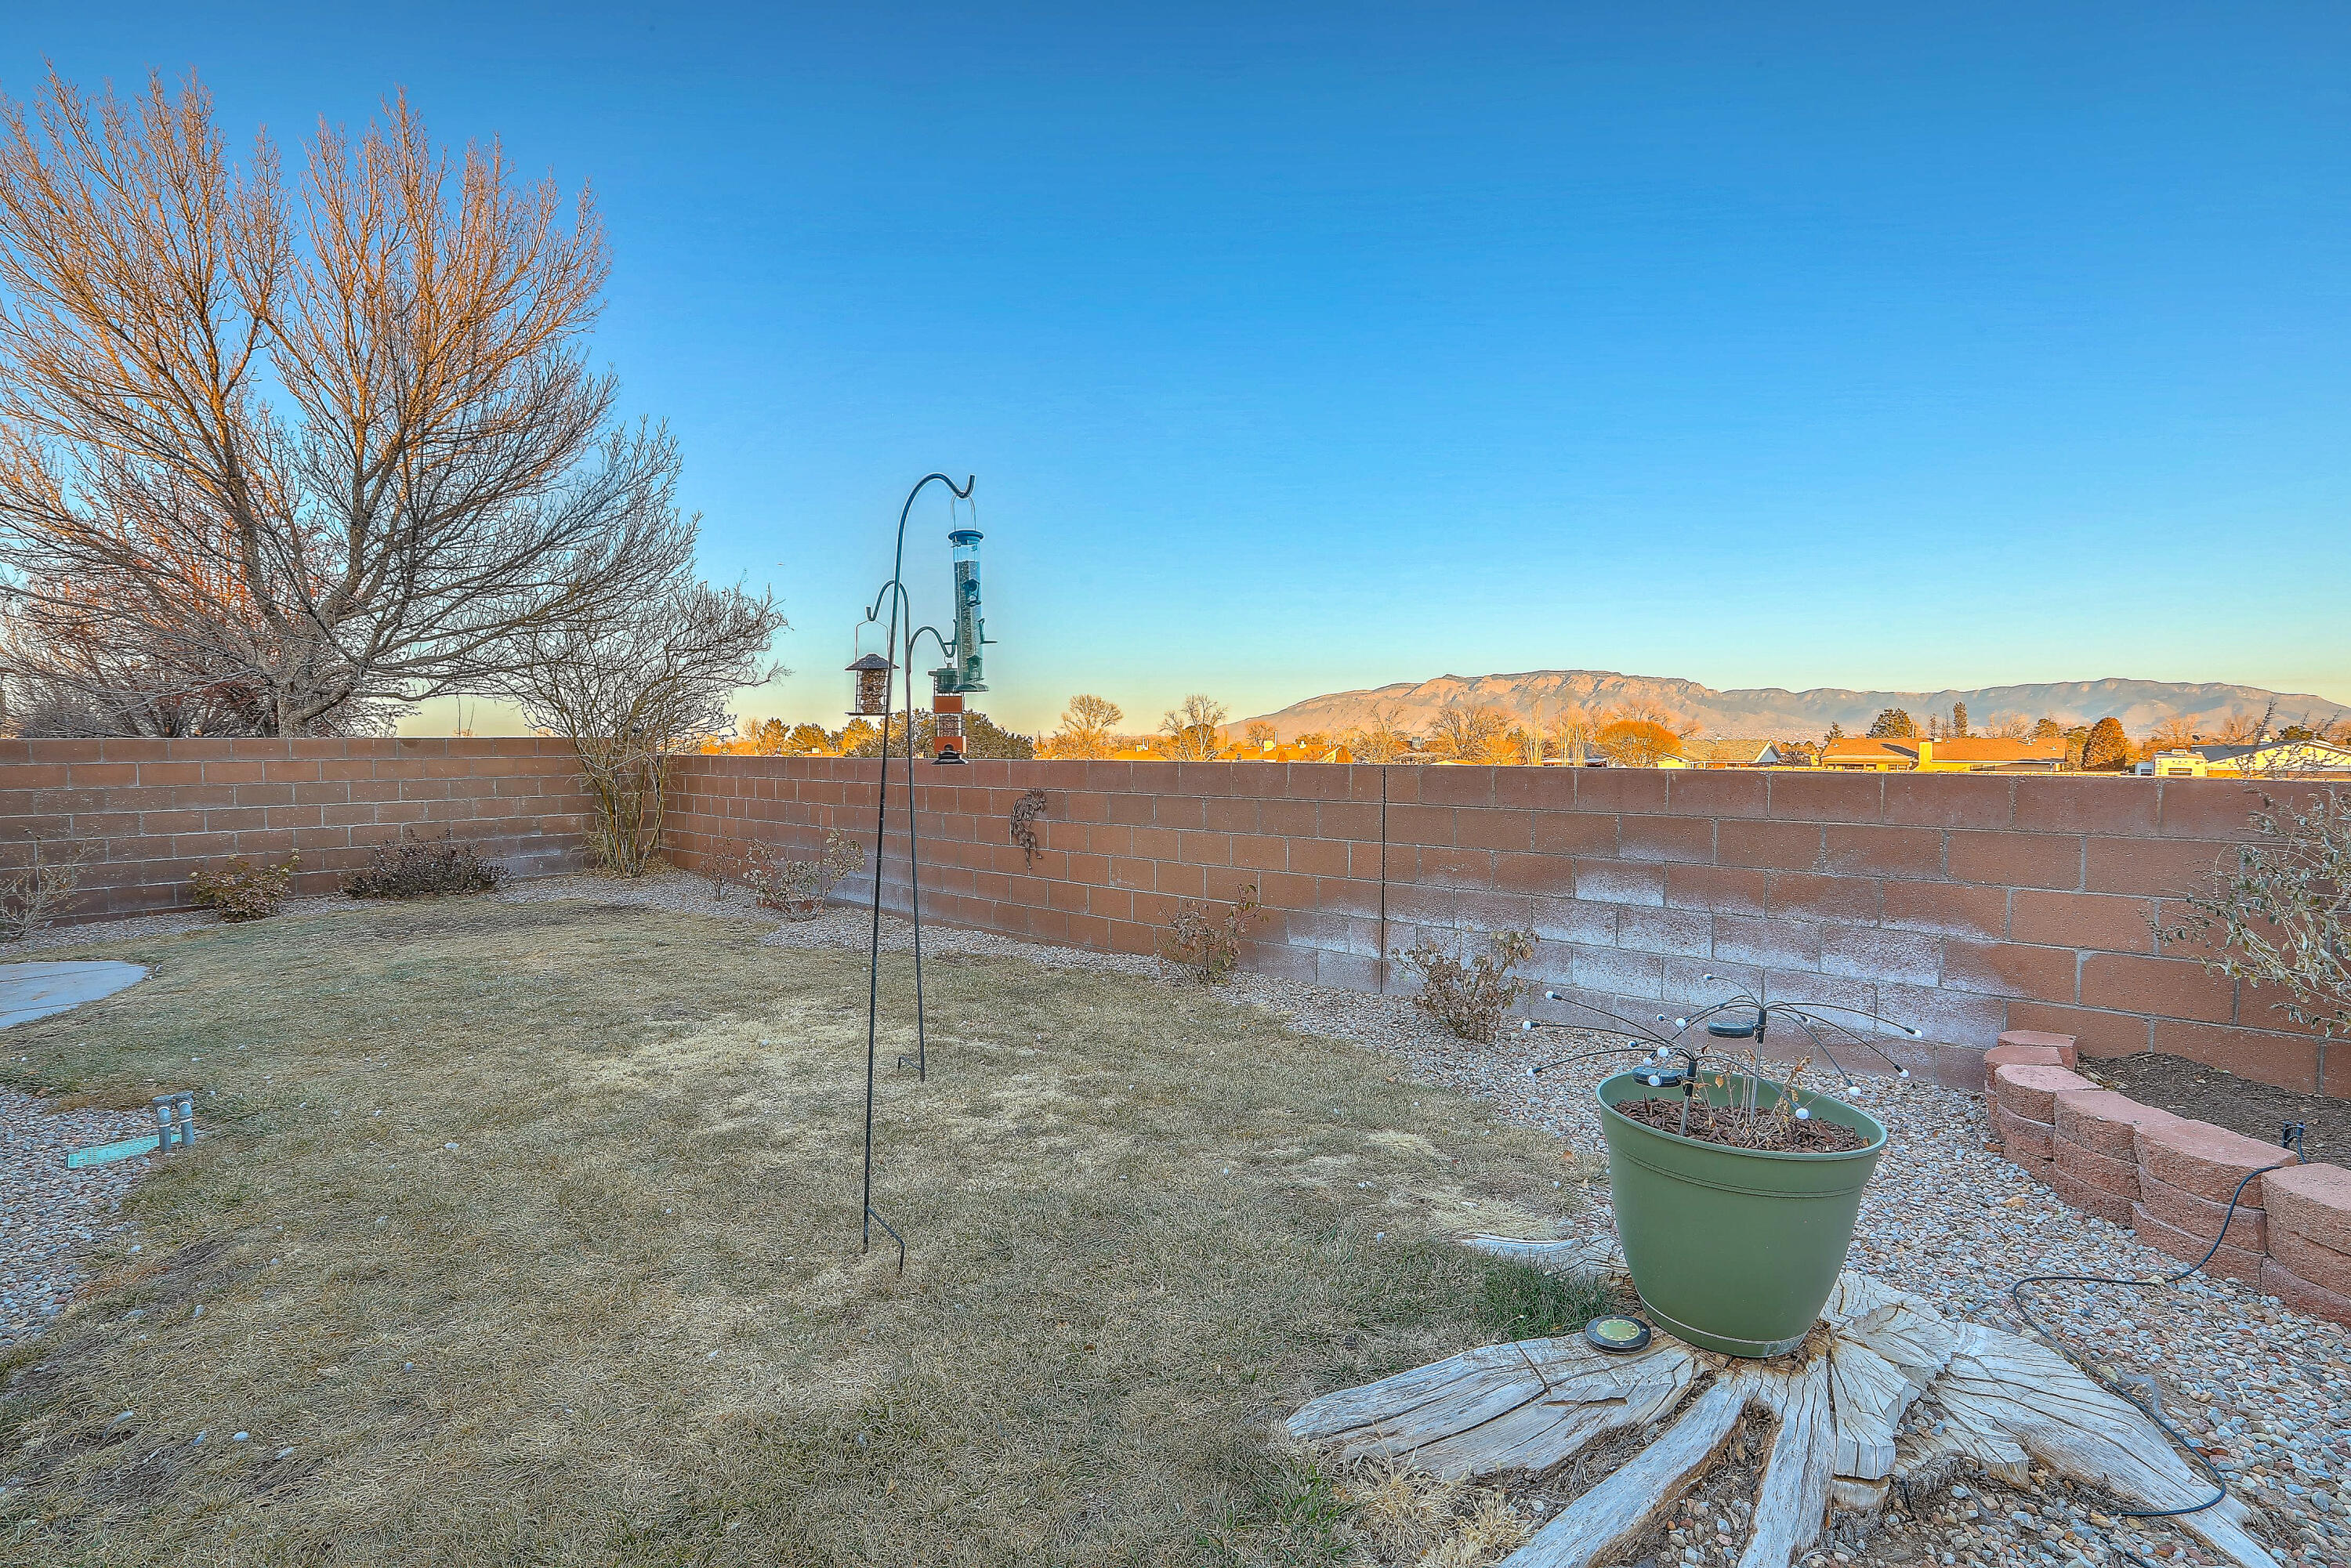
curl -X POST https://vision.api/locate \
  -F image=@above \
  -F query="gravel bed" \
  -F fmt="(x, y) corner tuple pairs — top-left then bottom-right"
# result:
(10, 874), (2345, 1566)
(0, 1088), (149, 1350)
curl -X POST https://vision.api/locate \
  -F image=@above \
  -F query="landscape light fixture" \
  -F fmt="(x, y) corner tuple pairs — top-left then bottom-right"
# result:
(1584, 1313), (1653, 1354)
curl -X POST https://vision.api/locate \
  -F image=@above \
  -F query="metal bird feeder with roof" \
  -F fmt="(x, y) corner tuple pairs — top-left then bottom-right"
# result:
(846, 652), (895, 718)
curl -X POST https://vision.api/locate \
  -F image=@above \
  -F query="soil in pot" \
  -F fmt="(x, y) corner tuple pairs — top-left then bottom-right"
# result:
(1609, 1095), (1867, 1153)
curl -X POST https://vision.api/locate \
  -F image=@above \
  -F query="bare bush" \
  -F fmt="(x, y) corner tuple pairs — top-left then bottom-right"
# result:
(342, 831), (506, 899)
(741, 831), (864, 918)
(496, 578), (785, 876)
(0, 832), (85, 939)
(190, 853), (297, 921)
(1157, 882), (1266, 983)
(1395, 925), (1537, 1041)
(2163, 785), (2349, 1038)
(0, 72), (692, 735)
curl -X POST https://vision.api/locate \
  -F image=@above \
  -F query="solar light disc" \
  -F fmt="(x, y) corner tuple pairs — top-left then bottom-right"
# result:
(1585, 1314), (1652, 1353)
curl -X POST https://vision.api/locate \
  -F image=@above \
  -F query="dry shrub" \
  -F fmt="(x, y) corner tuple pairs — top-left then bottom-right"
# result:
(1157, 882), (1266, 983)
(0, 833), (88, 940)
(741, 830), (864, 918)
(342, 831), (507, 900)
(1395, 927), (1536, 1042)
(188, 853), (296, 921)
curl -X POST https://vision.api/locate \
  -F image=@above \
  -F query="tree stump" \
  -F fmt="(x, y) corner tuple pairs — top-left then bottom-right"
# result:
(1284, 1238), (2279, 1568)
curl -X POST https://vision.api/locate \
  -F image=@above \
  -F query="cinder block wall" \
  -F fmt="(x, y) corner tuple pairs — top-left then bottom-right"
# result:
(0, 737), (592, 918)
(664, 756), (2335, 1095)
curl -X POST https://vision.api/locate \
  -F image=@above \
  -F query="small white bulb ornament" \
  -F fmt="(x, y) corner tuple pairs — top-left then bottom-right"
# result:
(1793, 1106), (1812, 1121)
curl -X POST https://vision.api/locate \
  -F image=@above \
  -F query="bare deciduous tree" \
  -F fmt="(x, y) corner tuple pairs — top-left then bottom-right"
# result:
(1425, 702), (1514, 763)
(1546, 704), (1599, 766)
(1342, 702), (1414, 764)
(1158, 693), (1227, 761)
(1045, 693), (1122, 759)
(495, 578), (785, 875)
(0, 71), (690, 736)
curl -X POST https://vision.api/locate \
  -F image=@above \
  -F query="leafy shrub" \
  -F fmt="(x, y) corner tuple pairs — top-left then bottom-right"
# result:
(1157, 882), (1267, 983)
(190, 853), (298, 921)
(2164, 784), (2349, 1038)
(741, 831), (864, 918)
(0, 834), (89, 941)
(342, 831), (508, 899)
(1394, 925), (1536, 1041)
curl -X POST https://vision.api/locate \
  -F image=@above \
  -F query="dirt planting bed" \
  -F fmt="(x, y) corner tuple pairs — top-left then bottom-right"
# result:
(2082, 1052), (2349, 1165)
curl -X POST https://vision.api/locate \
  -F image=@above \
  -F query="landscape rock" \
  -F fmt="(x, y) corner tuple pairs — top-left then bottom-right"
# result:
(2259, 1257), (2351, 1327)
(1991, 1063), (2097, 1125)
(1993, 1104), (2054, 1164)
(2262, 1161), (2351, 1256)
(2049, 1167), (2134, 1228)
(2129, 1203), (2266, 1284)
(2267, 1225), (2351, 1299)
(2052, 1135), (2140, 1200)
(2134, 1117), (2298, 1207)
(2052, 1088), (2185, 1163)
(2135, 1165), (2269, 1251)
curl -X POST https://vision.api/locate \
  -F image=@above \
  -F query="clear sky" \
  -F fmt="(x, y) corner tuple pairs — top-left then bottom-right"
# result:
(7, 3), (2348, 737)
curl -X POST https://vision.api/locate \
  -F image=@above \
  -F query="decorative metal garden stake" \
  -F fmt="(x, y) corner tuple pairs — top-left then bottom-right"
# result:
(853, 471), (984, 1272)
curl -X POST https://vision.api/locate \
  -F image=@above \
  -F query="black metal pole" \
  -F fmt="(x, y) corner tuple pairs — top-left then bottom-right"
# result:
(860, 472), (973, 1265)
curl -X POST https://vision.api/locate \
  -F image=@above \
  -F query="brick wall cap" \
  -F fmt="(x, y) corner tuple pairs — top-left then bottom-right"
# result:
(1996, 1028), (2081, 1059)
(2134, 1117), (2299, 1206)
(2262, 1162), (2351, 1256)
(1992, 1063), (2099, 1123)
(1983, 1043), (2070, 1091)
(2052, 1089), (2186, 1161)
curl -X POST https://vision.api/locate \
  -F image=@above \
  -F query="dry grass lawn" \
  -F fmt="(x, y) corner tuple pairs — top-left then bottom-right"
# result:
(0, 899), (1585, 1566)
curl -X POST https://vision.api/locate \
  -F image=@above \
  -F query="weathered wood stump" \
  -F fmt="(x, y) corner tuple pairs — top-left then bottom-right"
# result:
(1284, 1237), (2279, 1568)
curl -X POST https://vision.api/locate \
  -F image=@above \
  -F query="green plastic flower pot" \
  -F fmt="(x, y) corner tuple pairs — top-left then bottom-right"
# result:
(1596, 1070), (1887, 1358)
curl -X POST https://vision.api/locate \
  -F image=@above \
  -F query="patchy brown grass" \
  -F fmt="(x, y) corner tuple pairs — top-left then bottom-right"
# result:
(0, 900), (1580, 1566)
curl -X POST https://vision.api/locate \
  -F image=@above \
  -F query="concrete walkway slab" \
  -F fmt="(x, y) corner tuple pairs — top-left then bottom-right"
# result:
(0, 960), (148, 1028)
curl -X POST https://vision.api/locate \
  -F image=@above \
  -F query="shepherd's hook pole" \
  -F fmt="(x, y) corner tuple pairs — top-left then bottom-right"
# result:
(860, 472), (973, 1264)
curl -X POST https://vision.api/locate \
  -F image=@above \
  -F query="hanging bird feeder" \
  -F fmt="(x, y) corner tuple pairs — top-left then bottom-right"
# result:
(846, 653), (894, 718)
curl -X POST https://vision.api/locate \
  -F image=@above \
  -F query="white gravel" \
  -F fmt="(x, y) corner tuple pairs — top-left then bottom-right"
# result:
(9, 871), (2344, 1566)
(0, 1088), (149, 1349)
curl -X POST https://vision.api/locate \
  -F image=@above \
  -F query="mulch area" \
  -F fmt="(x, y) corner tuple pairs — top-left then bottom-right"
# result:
(2079, 1052), (2349, 1165)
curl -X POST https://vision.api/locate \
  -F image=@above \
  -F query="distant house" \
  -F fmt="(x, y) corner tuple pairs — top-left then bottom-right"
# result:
(2145, 740), (2351, 777)
(1818, 736), (2069, 773)
(1657, 737), (1773, 770)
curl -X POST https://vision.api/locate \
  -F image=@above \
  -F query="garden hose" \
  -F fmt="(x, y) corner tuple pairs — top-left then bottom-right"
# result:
(2002, 1128), (2305, 1564)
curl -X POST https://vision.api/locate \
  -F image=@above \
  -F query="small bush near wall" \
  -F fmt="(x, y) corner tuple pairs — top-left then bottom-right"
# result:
(342, 831), (509, 900)
(1157, 883), (1267, 984)
(1396, 927), (1537, 1043)
(0, 835), (88, 940)
(190, 855), (298, 922)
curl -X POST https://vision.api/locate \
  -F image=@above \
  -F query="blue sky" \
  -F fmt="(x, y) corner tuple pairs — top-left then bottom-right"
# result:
(7, 4), (2348, 735)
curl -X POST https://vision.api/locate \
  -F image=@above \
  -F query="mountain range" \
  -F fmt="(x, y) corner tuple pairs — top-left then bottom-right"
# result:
(1240, 671), (2346, 743)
